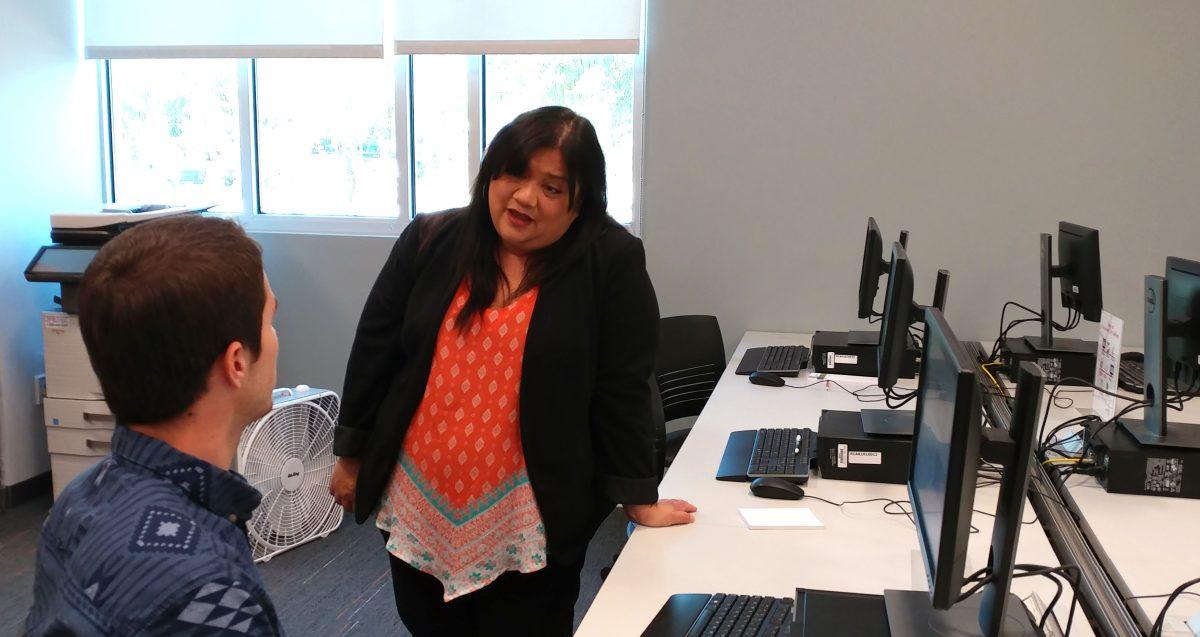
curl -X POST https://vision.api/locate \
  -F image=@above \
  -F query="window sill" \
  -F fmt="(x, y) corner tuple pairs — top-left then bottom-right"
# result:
(213, 212), (408, 237)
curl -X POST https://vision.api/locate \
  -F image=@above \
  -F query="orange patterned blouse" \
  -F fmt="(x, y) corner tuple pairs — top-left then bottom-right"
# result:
(375, 282), (546, 600)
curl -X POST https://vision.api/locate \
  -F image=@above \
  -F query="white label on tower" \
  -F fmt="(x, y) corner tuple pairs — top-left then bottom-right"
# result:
(848, 451), (883, 465)
(837, 444), (848, 468)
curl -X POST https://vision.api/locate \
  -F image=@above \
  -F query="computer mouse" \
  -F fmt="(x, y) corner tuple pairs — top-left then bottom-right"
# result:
(748, 371), (786, 387)
(749, 477), (805, 500)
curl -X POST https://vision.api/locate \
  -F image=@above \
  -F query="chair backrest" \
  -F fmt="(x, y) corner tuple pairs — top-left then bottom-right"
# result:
(655, 315), (726, 423)
(649, 374), (667, 481)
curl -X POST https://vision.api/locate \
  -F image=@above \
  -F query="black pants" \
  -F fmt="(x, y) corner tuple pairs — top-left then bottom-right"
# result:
(383, 534), (584, 637)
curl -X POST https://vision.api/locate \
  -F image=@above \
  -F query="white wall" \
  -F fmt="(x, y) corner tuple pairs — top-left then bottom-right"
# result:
(252, 231), (394, 396)
(641, 0), (1200, 352)
(0, 0), (101, 487)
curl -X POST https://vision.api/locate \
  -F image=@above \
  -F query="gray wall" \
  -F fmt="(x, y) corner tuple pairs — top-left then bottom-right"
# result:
(641, 0), (1200, 352)
(0, 0), (101, 486)
(252, 232), (394, 396)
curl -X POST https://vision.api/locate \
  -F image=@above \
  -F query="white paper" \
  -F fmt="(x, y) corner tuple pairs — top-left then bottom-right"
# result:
(1093, 311), (1124, 420)
(738, 507), (824, 530)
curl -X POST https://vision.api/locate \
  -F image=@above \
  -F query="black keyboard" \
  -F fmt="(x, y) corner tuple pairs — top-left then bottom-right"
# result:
(736, 346), (811, 377)
(686, 593), (793, 637)
(1118, 356), (1145, 393)
(747, 428), (816, 481)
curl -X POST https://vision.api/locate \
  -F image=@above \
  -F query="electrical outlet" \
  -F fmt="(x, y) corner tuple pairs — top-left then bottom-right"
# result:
(33, 373), (47, 405)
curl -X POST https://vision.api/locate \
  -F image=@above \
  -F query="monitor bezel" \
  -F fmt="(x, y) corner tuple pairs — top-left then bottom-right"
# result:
(907, 308), (983, 610)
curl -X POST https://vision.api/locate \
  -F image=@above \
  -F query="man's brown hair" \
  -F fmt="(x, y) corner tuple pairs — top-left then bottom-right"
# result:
(78, 215), (266, 424)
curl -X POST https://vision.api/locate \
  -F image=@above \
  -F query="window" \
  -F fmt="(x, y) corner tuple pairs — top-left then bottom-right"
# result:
(484, 55), (635, 224)
(255, 59), (399, 217)
(108, 59), (243, 212)
(102, 54), (639, 230)
(411, 56), (472, 215)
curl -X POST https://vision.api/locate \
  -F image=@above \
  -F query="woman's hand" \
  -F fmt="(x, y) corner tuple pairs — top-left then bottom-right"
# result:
(624, 499), (698, 527)
(330, 456), (360, 511)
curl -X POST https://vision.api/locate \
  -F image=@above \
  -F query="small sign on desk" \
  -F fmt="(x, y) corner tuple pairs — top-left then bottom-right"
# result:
(1093, 311), (1123, 420)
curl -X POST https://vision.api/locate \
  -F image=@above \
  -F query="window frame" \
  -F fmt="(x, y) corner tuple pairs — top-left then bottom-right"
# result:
(98, 52), (643, 237)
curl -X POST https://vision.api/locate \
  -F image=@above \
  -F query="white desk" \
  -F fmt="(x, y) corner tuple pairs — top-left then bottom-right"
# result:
(1040, 383), (1200, 627)
(577, 332), (1079, 636)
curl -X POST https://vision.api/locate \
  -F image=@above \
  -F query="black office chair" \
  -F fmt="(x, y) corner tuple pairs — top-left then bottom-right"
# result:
(656, 315), (727, 466)
(650, 374), (667, 482)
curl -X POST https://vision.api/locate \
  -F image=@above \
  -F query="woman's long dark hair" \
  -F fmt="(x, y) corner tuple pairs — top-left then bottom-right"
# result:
(452, 105), (613, 330)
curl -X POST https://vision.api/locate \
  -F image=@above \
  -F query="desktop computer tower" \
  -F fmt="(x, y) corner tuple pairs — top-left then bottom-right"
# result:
(811, 331), (917, 379)
(815, 409), (911, 484)
(1086, 421), (1200, 499)
(1002, 337), (1095, 386)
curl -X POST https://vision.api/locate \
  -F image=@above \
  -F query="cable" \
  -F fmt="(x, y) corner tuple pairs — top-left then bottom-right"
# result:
(959, 564), (1080, 631)
(802, 495), (916, 527)
(1151, 577), (1200, 637)
(783, 378), (890, 404)
(1126, 591), (1200, 603)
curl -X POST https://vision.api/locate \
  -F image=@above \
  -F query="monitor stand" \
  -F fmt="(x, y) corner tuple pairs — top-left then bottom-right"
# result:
(1118, 419), (1200, 450)
(884, 590), (1041, 637)
(1022, 335), (1096, 355)
(860, 409), (915, 437)
(848, 329), (881, 346)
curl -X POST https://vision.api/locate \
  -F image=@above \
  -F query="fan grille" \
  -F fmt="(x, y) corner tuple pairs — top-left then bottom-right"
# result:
(238, 392), (341, 561)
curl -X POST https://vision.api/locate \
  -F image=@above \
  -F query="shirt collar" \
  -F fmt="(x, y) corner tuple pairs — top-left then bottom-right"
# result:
(111, 426), (262, 524)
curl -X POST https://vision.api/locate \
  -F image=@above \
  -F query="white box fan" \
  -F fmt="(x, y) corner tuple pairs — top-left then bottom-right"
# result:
(236, 385), (343, 562)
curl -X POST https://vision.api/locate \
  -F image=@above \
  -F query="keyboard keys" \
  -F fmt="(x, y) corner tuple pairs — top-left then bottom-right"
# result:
(747, 428), (817, 481)
(689, 593), (794, 637)
(755, 346), (810, 376)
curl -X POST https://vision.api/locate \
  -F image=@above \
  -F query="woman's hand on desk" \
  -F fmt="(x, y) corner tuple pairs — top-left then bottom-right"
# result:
(624, 499), (698, 527)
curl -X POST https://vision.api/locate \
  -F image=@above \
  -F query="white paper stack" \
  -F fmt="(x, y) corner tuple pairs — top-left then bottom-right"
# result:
(739, 507), (824, 530)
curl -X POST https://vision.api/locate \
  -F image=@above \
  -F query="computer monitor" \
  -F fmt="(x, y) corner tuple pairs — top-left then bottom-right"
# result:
(1119, 257), (1200, 449)
(876, 242), (950, 391)
(857, 217), (910, 319)
(1024, 222), (1103, 354)
(849, 219), (909, 347)
(884, 309), (1044, 636)
(1166, 257), (1200, 389)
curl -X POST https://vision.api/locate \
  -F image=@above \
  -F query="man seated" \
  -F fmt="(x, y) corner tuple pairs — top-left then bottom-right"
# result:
(26, 216), (285, 635)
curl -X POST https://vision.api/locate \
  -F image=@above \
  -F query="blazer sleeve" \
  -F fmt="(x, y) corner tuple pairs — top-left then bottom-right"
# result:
(590, 235), (661, 505)
(334, 216), (425, 457)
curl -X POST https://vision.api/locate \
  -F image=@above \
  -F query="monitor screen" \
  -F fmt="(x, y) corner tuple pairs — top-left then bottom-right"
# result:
(909, 308), (981, 610)
(24, 246), (100, 283)
(1165, 257), (1200, 388)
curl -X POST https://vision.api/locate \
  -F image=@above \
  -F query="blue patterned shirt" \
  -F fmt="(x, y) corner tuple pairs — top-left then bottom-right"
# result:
(26, 426), (284, 636)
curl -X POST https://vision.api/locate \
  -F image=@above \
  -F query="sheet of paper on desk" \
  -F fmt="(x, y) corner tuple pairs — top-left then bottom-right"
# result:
(738, 507), (824, 530)
(1093, 311), (1123, 421)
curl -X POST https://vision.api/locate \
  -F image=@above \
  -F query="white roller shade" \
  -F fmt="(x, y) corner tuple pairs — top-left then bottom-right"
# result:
(394, 0), (642, 55)
(84, 0), (385, 59)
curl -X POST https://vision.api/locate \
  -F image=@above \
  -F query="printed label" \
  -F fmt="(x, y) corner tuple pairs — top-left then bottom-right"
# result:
(1145, 457), (1183, 494)
(837, 444), (848, 469)
(833, 354), (859, 365)
(825, 352), (837, 369)
(1037, 357), (1062, 385)
(43, 313), (69, 330)
(848, 450), (883, 465)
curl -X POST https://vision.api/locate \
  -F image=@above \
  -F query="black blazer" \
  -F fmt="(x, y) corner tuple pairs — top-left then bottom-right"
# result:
(335, 209), (660, 564)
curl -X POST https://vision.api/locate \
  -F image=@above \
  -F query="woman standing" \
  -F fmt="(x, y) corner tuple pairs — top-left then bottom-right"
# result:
(330, 106), (695, 635)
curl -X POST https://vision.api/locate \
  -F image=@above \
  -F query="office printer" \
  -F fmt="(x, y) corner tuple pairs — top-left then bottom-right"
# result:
(24, 205), (208, 311)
